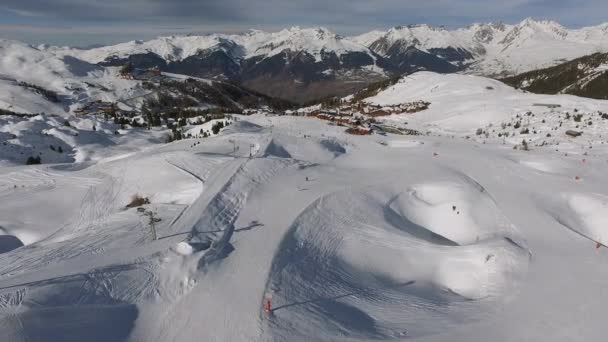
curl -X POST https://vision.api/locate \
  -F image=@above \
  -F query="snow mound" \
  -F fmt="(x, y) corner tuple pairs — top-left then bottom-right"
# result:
(0, 234), (23, 254)
(175, 242), (195, 256)
(264, 140), (292, 159)
(259, 134), (348, 164)
(548, 193), (608, 245)
(319, 139), (346, 156)
(265, 184), (529, 339)
(391, 180), (516, 245)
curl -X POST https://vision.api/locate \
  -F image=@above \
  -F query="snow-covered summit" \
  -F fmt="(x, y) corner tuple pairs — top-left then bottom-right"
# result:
(49, 35), (228, 63)
(39, 18), (608, 78)
(50, 26), (372, 65)
(244, 26), (370, 60)
(362, 18), (608, 75)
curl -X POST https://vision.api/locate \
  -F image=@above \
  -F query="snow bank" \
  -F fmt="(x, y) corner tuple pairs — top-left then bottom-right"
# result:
(548, 193), (608, 245)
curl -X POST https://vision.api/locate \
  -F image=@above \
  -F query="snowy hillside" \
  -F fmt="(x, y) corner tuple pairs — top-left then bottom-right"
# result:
(0, 39), (150, 116)
(365, 71), (608, 137)
(1, 109), (607, 341)
(470, 19), (608, 76)
(0, 40), (292, 166)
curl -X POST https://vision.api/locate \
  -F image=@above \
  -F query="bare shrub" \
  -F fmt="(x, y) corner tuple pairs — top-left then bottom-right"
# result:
(126, 194), (150, 208)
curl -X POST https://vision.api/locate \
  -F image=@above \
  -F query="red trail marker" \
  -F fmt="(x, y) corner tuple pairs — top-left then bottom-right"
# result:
(265, 299), (272, 314)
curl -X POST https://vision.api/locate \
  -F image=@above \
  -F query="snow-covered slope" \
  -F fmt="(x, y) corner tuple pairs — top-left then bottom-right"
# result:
(365, 71), (608, 135)
(0, 39), (151, 116)
(351, 30), (387, 47)
(1, 111), (607, 341)
(471, 19), (608, 75)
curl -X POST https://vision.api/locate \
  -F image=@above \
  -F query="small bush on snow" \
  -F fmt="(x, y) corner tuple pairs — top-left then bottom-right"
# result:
(126, 194), (150, 208)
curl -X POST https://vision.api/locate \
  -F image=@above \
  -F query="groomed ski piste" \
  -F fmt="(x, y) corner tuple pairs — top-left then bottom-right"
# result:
(1, 73), (608, 342)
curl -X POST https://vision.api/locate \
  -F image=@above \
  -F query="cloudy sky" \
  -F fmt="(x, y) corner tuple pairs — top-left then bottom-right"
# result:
(1, 0), (606, 46)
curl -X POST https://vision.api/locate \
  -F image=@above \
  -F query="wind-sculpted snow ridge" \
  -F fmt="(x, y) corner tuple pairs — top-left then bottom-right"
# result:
(264, 178), (530, 340)
(544, 192), (608, 247)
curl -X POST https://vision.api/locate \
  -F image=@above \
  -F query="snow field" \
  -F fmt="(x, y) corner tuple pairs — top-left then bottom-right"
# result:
(0, 100), (607, 341)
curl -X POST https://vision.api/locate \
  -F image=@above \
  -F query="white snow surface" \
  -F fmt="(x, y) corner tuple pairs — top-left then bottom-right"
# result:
(1, 98), (608, 341)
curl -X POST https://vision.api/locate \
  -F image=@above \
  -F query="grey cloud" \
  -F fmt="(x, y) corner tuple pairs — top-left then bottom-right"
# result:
(1, 0), (607, 45)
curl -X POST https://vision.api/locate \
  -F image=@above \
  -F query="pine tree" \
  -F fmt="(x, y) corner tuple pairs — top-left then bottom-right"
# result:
(120, 62), (134, 75)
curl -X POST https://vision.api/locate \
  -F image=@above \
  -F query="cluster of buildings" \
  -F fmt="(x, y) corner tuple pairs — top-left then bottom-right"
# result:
(283, 100), (431, 119)
(242, 106), (277, 116)
(355, 101), (431, 117)
(278, 100), (431, 136)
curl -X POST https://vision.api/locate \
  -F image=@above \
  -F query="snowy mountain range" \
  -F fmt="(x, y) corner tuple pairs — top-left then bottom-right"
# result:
(38, 18), (608, 102)
(2, 18), (608, 108)
(360, 19), (608, 77)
